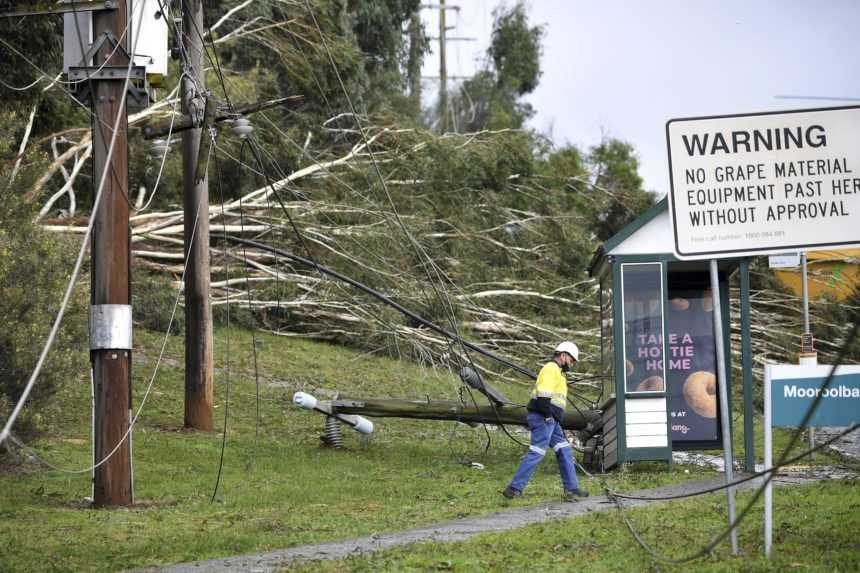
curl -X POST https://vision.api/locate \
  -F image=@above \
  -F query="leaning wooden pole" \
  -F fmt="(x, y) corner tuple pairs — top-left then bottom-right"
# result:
(182, 0), (214, 431)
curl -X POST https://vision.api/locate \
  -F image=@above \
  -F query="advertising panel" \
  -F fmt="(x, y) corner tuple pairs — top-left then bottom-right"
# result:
(665, 277), (719, 444)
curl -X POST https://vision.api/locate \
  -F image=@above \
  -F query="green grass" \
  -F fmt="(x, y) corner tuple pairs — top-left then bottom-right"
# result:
(0, 327), (846, 572)
(284, 480), (860, 573)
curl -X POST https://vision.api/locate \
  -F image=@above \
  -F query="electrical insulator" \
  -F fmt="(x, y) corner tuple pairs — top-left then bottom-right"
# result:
(232, 118), (253, 138)
(149, 138), (172, 158)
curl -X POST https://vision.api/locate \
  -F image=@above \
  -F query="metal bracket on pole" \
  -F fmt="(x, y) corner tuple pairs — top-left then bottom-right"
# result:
(68, 30), (150, 108)
(90, 304), (133, 350)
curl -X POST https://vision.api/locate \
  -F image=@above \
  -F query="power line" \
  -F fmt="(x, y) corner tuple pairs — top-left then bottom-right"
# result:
(210, 137), (232, 502)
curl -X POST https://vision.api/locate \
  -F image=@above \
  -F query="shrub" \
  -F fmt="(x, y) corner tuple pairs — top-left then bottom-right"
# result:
(0, 194), (87, 440)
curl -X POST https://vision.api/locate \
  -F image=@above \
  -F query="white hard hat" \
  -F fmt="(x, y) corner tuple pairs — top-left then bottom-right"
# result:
(554, 341), (579, 362)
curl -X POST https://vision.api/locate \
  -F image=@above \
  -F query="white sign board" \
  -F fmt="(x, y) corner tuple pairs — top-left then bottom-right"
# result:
(768, 252), (800, 268)
(666, 106), (860, 260)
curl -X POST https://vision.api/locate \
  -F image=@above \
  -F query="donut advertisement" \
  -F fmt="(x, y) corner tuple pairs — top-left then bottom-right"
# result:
(665, 279), (720, 444)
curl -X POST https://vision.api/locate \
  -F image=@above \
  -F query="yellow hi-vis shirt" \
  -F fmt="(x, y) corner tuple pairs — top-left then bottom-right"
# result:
(530, 361), (567, 410)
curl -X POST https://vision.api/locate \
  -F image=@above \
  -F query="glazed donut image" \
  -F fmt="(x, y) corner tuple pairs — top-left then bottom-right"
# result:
(702, 289), (714, 312)
(626, 359), (635, 377)
(637, 375), (663, 391)
(683, 371), (717, 418)
(671, 297), (690, 311)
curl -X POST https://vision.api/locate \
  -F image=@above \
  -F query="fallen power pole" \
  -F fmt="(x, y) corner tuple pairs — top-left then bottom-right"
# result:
(328, 397), (600, 431)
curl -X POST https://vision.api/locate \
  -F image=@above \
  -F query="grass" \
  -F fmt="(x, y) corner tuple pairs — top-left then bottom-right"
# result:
(283, 480), (860, 572)
(0, 326), (848, 572)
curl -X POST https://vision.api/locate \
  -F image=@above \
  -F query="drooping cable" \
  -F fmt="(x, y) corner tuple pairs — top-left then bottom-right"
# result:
(211, 136), (232, 502)
(221, 236), (537, 377)
(235, 138), (262, 465)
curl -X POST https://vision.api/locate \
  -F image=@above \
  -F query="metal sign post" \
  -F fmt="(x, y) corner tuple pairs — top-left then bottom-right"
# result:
(764, 366), (774, 558)
(710, 259), (739, 554)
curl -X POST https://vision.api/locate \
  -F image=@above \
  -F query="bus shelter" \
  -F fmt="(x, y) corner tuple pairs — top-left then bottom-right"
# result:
(588, 198), (755, 471)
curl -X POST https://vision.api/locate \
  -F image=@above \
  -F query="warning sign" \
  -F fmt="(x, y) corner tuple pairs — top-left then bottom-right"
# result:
(666, 106), (860, 260)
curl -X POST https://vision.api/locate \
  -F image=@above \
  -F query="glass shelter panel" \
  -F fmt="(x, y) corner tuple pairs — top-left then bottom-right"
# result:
(621, 263), (666, 394)
(666, 272), (719, 443)
(600, 272), (614, 396)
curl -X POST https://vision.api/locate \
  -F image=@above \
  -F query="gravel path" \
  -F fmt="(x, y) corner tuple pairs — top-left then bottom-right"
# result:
(817, 426), (860, 460)
(134, 469), (850, 573)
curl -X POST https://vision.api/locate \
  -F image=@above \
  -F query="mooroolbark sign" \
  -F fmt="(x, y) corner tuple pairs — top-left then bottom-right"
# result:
(666, 106), (860, 260)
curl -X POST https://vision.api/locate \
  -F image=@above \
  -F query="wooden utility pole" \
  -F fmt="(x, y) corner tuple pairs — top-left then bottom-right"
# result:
(438, 0), (448, 132)
(90, 0), (132, 506)
(181, 0), (214, 431)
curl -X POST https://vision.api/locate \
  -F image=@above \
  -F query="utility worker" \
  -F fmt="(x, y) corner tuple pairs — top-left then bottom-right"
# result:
(502, 341), (589, 500)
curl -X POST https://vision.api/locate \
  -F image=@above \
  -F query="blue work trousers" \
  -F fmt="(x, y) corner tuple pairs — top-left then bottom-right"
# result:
(509, 411), (579, 493)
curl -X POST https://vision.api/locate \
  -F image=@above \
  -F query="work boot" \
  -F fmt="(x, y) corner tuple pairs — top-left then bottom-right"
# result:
(563, 488), (590, 501)
(502, 486), (522, 499)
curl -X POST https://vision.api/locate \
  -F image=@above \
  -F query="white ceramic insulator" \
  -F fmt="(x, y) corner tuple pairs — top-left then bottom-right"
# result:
(351, 416), (373, 435)
(232, 118), (254, 138)
(292, 391), (317, 410)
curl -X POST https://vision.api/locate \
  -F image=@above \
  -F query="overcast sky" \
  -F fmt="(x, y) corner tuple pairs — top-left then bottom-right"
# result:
(420, 0), (860, 196)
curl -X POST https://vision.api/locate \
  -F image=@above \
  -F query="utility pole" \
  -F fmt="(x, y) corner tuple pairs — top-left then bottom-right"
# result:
(420, 3), (473, 133)
(181, 0), (214, 431)
(90, 0), (132, 506)
(438, 0), (448, 133)
(407, 13), (422, 116)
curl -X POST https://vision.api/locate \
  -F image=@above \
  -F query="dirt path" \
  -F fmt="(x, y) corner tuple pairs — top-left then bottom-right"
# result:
(135, 469), (850, 573)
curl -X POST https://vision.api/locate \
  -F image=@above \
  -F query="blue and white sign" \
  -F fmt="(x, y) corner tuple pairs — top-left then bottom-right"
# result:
(769, 365), (860, 427)
(763, 363), (860, 558)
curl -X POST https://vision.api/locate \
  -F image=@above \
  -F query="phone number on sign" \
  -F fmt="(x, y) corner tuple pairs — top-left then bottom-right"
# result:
(745, 230), (786, 240)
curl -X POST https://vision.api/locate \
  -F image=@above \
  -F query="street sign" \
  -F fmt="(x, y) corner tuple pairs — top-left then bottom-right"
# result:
(767, 364), (860, 427)
(763, 363), (860, 558)
(666, 106), (860, 260)
(768, 252), (800, 268)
